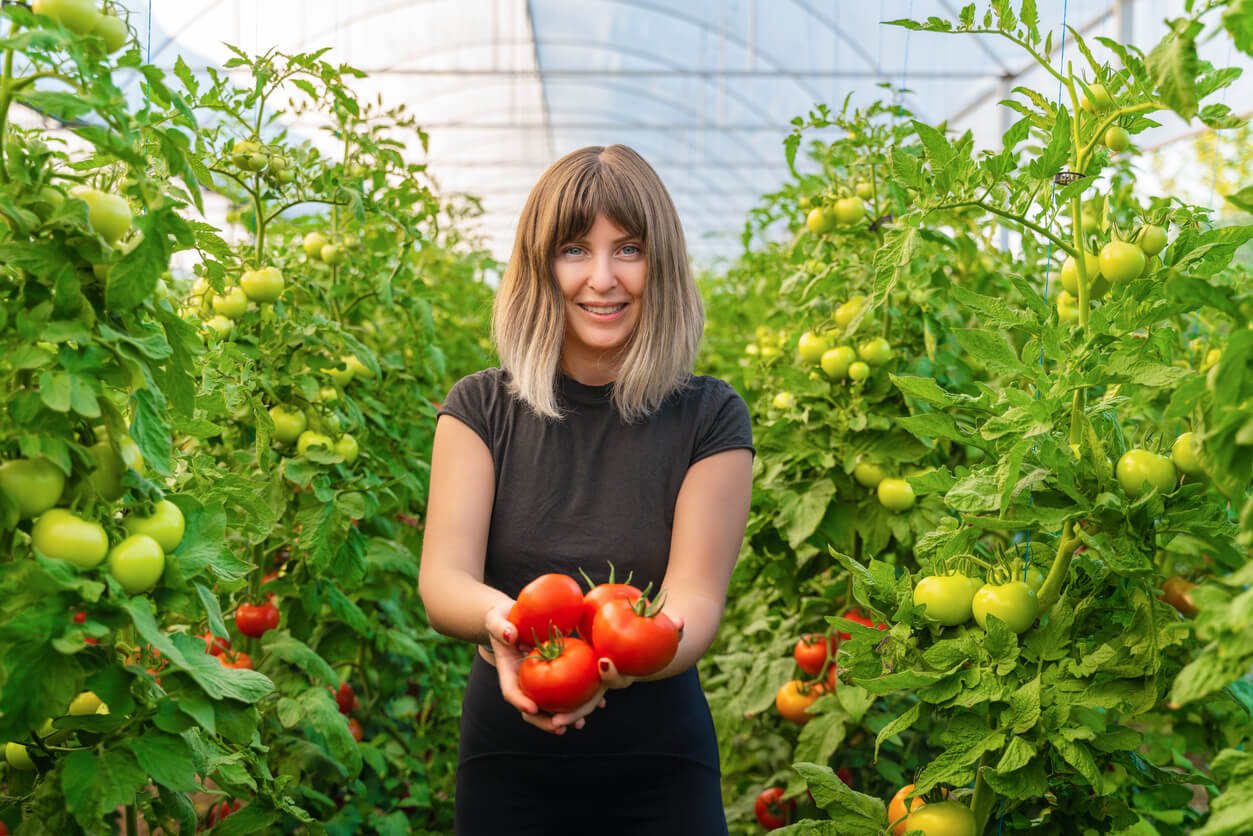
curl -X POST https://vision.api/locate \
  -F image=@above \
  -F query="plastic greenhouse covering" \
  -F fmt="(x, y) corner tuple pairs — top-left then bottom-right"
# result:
(30, 0), (1253, 263)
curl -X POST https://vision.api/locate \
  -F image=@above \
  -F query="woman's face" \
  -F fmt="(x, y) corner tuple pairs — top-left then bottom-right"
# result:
(553, 213), (647, 381)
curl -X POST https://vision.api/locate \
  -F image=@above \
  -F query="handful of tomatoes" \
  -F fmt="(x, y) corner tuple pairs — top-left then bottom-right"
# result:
(507, 571), (680, 714)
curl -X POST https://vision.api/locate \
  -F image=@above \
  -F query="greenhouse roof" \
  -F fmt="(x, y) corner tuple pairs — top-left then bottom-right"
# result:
(117, 0), (1252, 264)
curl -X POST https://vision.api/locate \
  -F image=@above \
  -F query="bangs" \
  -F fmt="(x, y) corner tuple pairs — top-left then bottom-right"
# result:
(550, 158), (649, 251)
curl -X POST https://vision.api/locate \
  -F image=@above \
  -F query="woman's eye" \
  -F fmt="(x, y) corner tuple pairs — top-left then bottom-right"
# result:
(562, 246), (584, 256)
(620, 244), (641, 256)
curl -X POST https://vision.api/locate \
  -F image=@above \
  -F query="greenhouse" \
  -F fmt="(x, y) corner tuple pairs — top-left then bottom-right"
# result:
(0, 0), (1250, 833)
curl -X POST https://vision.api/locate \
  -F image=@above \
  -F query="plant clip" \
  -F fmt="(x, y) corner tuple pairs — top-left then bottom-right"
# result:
(1053, 171), (1085, 186)
(868, 214), (895, 232)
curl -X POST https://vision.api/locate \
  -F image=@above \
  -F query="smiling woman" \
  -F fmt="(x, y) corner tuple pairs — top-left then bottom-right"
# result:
(418, 145), (755, 835)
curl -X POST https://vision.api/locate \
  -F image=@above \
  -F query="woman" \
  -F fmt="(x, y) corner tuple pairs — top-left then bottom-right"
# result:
(418, 144), (753, 835)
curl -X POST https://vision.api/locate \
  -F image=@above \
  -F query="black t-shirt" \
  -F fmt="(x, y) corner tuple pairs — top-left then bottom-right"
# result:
(438, 368), (754, 601)
(439, 368), (752, 833)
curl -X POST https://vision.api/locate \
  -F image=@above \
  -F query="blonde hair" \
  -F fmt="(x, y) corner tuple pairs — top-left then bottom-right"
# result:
(492, 145), (704, 422)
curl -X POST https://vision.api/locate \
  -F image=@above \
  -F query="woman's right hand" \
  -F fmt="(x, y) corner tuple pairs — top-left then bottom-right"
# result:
(484, 604), (606, 736)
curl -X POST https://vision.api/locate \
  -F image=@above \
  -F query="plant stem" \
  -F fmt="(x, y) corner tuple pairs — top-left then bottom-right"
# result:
(970, 753), (996, 834)
(126, 803), (138, 836)
(1035, 519), (1079, 613)
(0, 45), (14, 184)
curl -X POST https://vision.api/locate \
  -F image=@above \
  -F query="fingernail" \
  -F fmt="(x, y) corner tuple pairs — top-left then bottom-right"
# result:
(599, 660), (610, 673)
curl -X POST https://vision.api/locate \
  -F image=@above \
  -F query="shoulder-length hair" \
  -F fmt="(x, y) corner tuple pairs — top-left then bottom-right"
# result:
(492, 145), (704, 423)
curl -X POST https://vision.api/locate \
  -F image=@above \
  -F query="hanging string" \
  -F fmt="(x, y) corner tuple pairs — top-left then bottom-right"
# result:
(897, 0), (916, 111)
(146, 0), (152, 64)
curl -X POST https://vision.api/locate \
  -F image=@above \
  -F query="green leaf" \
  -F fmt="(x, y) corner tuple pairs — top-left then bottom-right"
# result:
(123, 733), (199, 792)
(875, 703), (921, 762)
(1225, 185), (1253, 213)
(794, 708), (847, 766)
(781, 479), (836, 548)
(1147, 18), (1202, 120)
(263, 635), (338, 686)
(791, 762), (885, 834)
(1222, 0), (1253, 59)
(62, 748), (149, 828)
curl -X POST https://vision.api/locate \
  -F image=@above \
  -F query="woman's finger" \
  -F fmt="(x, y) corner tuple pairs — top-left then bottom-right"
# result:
(548, 684), (609, 728)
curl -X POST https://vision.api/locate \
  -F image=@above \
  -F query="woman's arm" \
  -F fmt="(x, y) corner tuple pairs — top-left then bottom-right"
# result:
(418, 414), (513, 644)
(637, 447), (753, 681)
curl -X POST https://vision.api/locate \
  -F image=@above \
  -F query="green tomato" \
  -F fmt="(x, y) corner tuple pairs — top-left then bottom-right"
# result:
(806, 207), (836, 235)
(854, 180), (874, 200)
(852, 460), (885, 488)
(326, 361), (355, 387)
(297, 431), (334, 456)
(84, 440), (126, 500)
(1059, 251), (1103, 296)
(240, 266), (284, 303)
(1099, 240), (1146, 283)
(211, 287), (249, 319)
(92, 11), (129, 52)
(904, 801), (977, 836)
(857, 337), (892, 366)
(317, 386), (339, 403)
(1171, 432), (1203, 476)
(320, 243), (345, 264)
(204, 315), (234, 338)
(68, 690), (105, 715)
(107, 534), (165, 595)
(0, 456), (65, 519)
(821, 346), (856, 380)
(1137, 224), (1168, 256)
(334, 434), (360, 464)
(31, 508), (109, 569)
(302, 231), (329, 257)
(833, 296), (865, 328)
(1116, 449), (1177, 498)
(972, 581), (1038, 634)
(269, 406), (307, 445)
(1056, 290), (1079, 323)
(771, 392), (796, 411)
(32, 0), (98, 34)
(1104, 126), (1130, 153)
(1024, 566), (1046, 592)
(833, 196), (866, 225)
(913, 574), (976, 626)
(5, 741), (36, 771)
(797, 331), (831, 365)
(122, 499), (185, 552)
(231, 139), (268, 172)
(73, 188), (132, 244)
(1081, 82), (1114, 113)
(847, 361), (870, 381)
(877, 478), (915, 512)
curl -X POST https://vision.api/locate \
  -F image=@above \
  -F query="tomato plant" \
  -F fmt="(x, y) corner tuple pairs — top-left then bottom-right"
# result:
(753, 786), (794, 830)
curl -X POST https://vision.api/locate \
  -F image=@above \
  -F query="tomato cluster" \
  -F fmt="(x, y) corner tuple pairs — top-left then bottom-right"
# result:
(508, 572), (679, 713)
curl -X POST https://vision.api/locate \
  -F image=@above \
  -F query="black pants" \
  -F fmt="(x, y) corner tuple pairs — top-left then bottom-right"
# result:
(454, 657), (728, 835)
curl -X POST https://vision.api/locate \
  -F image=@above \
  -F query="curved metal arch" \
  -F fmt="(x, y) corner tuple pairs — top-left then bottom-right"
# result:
(387, 73), (777, 168)
(416, 129), (761, 208)
(364, 36), (793, 163)
(784, 0), (933, 122)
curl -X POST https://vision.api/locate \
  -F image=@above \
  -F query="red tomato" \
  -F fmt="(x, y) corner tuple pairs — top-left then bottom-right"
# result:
(591, 596), (679, 677)
(579, 582), (642, 642)
(838, 609), (887, 640)
(208, 799), (241, 825)
(73, 610), (87, 623)
(234, 601), (280, 637)
(347, 716), (364, 741)
(754, 786), (794, 830)
(517, 634), (602, 713)
(218, 651), (253, 670)
(793, 633), (828, 675)
(201, 632), (230, 656)
(837, 767), (854, 788)
(827, 664), (839, 691)
(776, 680), (823, 724)
(335, 681), (360, 715)
(508, 573), (584, 647)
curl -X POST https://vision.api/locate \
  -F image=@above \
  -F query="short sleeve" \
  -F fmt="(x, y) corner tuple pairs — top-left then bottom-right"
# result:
(437, 371), (495, 451)
(691, 380), (754, 465)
